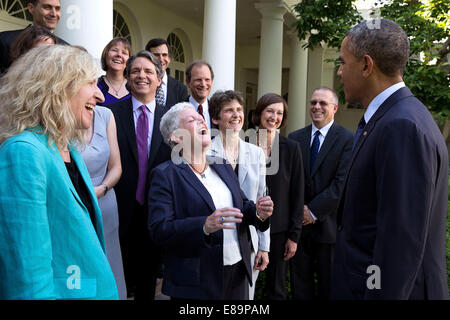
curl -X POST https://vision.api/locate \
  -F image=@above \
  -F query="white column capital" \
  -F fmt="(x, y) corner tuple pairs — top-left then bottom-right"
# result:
(255, 1), (288, 20)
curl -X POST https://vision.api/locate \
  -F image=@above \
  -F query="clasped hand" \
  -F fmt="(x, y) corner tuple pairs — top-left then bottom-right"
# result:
(255, 196), (273, 220)
(203, 196), (273, 234)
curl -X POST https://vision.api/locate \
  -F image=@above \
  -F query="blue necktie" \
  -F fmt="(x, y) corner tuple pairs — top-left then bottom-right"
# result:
(310, 131), (320, 173)
(353, 117), (366, 150)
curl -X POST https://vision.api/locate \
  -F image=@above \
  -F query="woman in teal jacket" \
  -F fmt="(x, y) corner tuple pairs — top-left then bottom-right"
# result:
(0, 45), (118, 300)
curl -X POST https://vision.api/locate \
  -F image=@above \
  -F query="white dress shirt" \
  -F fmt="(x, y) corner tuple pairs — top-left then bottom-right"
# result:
(160, 72), (168, 105)
(364, 82), (405, 123)
(310, 120), (334, 152)
(192, 165), (242, 266)
(189, 96), (211, 130)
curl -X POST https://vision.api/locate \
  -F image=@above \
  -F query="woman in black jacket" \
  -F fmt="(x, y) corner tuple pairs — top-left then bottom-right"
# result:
(252, 93), (304, 299)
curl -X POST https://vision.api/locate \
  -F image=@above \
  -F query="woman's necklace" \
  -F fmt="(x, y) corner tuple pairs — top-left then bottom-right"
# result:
(257, 132), (272, 157)
(105, 76), (125, 97)
(225, 148), (238, 164)
(188, 162), (208, 179)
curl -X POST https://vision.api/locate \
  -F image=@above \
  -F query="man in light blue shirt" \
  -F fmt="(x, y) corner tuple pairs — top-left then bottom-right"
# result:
(107, 50), (172, 300)
(185, 60), (214, 130)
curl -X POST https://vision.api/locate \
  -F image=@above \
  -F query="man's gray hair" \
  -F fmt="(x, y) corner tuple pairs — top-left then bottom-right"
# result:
(346, 19), (410, 77)
(160, 102), (196, 148)
(125, 50), (163, 79)
(313, 86), (339, 105)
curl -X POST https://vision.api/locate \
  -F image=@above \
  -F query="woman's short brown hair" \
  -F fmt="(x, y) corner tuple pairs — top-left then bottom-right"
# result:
(253, 93), (288, 128)
(100, 37), (132, 72)
(209, 90), (244, 121)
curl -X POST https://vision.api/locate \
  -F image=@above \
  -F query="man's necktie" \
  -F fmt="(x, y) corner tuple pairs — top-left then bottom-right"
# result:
(310, 131), (320, 173)
(353, 117), (366, 150)
(136, 105), (149, 205)
(155, 84), (165, 106)
(198, 104), (205, 119)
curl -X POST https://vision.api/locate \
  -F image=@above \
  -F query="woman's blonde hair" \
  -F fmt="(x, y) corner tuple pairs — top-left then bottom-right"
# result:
(0, 44), (99, 148)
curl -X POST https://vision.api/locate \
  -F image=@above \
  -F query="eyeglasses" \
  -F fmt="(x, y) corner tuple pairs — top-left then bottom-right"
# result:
(310, 100), (335, 107)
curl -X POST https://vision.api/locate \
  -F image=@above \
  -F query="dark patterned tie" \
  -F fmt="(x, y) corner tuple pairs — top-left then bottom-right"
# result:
(310, 131), (320, 173)
(136, 105), (149, 205)
(155, 84), (165, 106)
(353, 117), (366, 150)
(198, 104), (205, 119)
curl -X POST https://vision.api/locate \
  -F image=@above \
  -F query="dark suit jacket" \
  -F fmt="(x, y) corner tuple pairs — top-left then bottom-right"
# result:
(332, 87), (449, 300)
(266, 134), (304, 242)
(165, 75), (188, 108)
(288, 123), (353, 244)
(147, 157), (270, 299)
(0, 25), (69, 73)
(106, 98), (171, 237)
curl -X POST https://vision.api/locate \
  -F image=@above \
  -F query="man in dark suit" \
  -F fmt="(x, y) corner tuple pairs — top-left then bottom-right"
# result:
(288, 87), (353, 299)
(107, 50), (171, 300)
(145, 38), (189, 108)
(185, 60), (215, 130)
(331, 19), (449, 299)
(0, 0), (68, 73)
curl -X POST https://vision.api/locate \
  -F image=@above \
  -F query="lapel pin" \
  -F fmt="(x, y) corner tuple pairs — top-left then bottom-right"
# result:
(363, 131), (367, 136)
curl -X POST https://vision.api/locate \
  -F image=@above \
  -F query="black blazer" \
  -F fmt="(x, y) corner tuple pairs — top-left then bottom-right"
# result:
(288, 123), (353, 244)
(0, 25), (69, 73)
(165, 75), (189, 108)
(148, 157), (270, 299)
(332, 87), (449, 299)
(106, 97), (171, 237)
(265, 134), (304, 243)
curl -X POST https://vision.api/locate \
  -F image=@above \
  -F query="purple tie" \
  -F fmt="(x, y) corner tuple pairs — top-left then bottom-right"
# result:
(136, 105), (149, 205)
(198, 104), (205, 119)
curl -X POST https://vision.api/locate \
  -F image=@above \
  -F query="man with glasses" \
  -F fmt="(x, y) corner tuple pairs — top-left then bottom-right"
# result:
(288, 86), (353, 299)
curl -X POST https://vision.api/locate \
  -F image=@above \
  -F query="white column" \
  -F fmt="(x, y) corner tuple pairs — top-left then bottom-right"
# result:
(286, 33), (309, 134)
(305, 46), (324, 126)
(255, 1), (287, 99)
(55, 0), (113, 69)
(202, 0), (236, 93)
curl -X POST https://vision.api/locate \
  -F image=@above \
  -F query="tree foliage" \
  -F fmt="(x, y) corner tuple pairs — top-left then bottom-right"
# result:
(293, 0), (450, 120)
(292, 0), (363, 49)
(377, 0), (449, 120)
